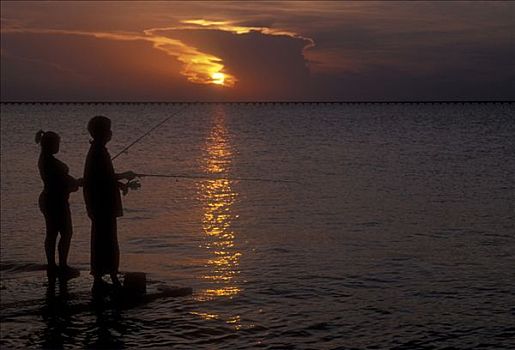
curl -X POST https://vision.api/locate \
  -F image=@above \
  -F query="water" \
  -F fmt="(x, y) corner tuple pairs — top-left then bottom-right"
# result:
(1, 103), (514, 349)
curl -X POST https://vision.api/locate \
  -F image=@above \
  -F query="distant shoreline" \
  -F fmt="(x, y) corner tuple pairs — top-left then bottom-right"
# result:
(1, 100), (513, 105)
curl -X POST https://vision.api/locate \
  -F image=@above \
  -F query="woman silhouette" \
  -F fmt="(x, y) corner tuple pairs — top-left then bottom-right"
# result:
(36, 130), (81, 280)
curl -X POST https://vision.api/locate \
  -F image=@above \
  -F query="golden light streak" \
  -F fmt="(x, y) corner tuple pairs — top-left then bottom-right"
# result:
(190, 311), (219, 320)
(150, 36), (236, 87)
(197, 106), (241, 300)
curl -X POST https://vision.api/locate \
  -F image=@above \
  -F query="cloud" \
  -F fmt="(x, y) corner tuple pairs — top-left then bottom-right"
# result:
(1, 23), (312, 100)
(1, 1), (514, 101)
(1, 16), (316, 91)
(148, 23), (314, 99)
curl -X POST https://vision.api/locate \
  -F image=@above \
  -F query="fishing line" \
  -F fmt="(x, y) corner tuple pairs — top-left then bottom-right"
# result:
(111, 105), (191, 161)
(110, 104), (297, 184)
(136, 173), (299, 184)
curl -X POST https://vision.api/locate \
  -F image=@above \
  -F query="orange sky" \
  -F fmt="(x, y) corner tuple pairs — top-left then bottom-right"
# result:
(1, 1), (514, 101)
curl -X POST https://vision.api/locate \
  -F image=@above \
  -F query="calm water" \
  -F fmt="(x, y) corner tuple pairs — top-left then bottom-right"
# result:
(1, 103), (514, 349)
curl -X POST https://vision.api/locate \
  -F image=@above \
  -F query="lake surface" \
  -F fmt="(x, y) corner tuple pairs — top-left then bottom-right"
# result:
(1, 103), (514, 349)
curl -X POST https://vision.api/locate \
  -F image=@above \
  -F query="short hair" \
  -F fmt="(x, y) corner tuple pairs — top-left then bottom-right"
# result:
(88, 116), (111, 139)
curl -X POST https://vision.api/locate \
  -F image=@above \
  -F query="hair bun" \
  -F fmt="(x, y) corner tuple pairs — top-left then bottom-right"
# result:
(35, 130), (45, 144)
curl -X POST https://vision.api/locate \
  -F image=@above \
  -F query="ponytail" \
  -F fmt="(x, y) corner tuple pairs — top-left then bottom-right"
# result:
(35, 130), (45, 144)
(36, 130), (60, 153)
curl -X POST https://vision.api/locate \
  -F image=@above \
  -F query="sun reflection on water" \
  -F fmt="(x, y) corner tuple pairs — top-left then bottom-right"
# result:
(198, 106), (241, 300)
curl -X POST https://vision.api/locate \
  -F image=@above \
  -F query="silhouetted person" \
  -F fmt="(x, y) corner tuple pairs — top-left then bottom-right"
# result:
(83, 116), (136, 293)
(36, 130), (81, 281)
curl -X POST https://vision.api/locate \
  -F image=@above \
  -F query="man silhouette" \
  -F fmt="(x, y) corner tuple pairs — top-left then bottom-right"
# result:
(83, 116), (136, 293)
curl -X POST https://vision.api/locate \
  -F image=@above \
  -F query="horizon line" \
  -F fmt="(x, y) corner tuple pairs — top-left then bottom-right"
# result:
(1, 100), (514, 105)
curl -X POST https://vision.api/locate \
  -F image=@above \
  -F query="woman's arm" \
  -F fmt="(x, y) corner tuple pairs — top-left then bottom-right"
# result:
(66, 175), (81, 192)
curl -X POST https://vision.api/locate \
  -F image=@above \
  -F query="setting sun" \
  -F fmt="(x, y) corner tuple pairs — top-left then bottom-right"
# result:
(211, 72), (226, 86)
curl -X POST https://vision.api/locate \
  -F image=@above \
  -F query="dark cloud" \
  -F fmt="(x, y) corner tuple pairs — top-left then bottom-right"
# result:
(158, 29), (311, 99)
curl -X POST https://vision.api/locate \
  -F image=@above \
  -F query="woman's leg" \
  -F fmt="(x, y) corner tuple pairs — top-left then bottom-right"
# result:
(45, 223), (58, 268)
(45, 222), (58, 281)
(41, 196), (58, 269)
(58, 206), (73, 267)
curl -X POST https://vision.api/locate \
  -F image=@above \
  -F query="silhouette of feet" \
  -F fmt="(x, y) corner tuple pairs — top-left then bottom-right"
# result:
(92, 278), (110, 296)
(111, 275), (122, 290)
(58, 265), (80, 281)
(46, 264), (58, 285)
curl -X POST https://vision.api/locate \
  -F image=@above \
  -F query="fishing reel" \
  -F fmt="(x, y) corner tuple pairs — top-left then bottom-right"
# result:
(121, 179), (141, 196)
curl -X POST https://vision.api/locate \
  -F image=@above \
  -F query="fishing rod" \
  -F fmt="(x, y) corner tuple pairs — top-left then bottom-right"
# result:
(111, 105), (191, 161)
(135, 173), (299, 184)
(110, 104), (297, 184)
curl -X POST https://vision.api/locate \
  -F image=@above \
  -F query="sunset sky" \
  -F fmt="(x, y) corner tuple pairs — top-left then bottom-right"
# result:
(1, 1), (514, 101)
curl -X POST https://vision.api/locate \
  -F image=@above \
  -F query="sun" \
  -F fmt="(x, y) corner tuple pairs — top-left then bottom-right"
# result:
(211, 72), (225, 86)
